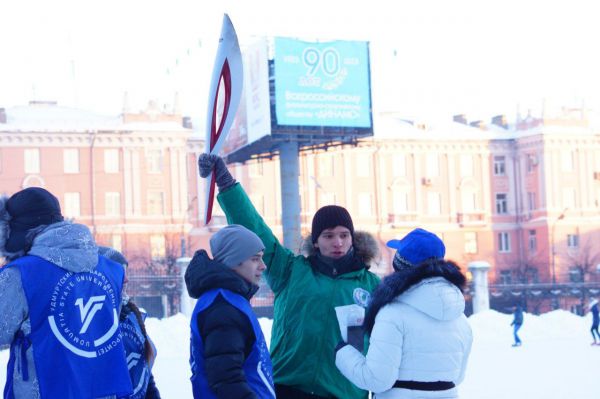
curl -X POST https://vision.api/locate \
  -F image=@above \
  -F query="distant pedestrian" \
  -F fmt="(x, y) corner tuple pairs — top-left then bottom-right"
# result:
(510, 304), (524, 347)
(589, 299), (599, 345)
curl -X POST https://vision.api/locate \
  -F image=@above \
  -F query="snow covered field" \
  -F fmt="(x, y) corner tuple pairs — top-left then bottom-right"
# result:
(1, 310), (597, 398)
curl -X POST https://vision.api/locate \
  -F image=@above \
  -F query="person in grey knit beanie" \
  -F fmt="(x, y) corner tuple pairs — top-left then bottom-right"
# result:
(184, 224), (273, 398)
(210, 224), (265, 269)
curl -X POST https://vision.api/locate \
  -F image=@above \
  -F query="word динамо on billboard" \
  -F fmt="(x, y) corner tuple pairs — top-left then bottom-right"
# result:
(274, 37), (371, 129)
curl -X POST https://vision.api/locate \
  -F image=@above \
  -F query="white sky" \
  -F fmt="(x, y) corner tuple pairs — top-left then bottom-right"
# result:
(2, 0), (599, 123)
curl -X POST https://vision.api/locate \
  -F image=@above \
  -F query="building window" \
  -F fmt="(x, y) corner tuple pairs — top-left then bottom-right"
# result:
(147, 191), (165, 215)
(393, 154), (406, 177)
(318, 192), (336, 208)
(105, 192), (121, 216)
(64, 192), (81, 218)
(356, 154), (371, 178)
(562, 188), (576, 209)
(426, 154), (439, 177)
(63, 149), (79, 173)
(569, 266), (583, 283)
(150, 235), (166, 261)
(495, 193), (508, 214)
(111, 235), (122, 252)
(318, 155), (334, 177)
(526, 154), (537, 173)
(527, 192), (536, 211)
(499, 270), (512, 285)
(24, 149), (40, 174)
(528, 229), (537, 252)
(567, 234), (579, 249)
(427, 192), (441, 215)
(104, 149), (119, 173)
(358, 193), (373, 216)
(464, 232), (478, 254)
(392, 190), (408, 214)
(562, 151), (574, 172)
(147, 149), (163, 173)
(248, 161), (263, 177)
(493, 156), (506, 176)
(462, 191), (476, 212)
(527, 268), (539, 283)
(460, 155), (473, 177)
(498, 232), (511, 252)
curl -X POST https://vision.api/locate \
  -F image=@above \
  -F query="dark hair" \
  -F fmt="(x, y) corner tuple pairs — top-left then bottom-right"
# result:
(122, 300), (155, 364)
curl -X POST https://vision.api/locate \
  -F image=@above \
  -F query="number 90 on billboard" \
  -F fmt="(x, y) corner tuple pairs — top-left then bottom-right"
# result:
(274, 37), (372, 129)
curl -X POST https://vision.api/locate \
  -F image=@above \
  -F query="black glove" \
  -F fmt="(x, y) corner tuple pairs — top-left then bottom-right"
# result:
(334, 341), (348, 356)
(198, 154), (236, 192)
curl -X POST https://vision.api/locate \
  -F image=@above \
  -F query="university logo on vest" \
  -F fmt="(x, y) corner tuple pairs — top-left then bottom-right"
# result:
(122, 314), (150, 398)
(48, 269), (122, 358)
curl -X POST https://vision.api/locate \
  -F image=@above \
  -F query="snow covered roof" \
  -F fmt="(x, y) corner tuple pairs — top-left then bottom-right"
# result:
(0, 102), (189, 133)
(372, 114), (599, 142)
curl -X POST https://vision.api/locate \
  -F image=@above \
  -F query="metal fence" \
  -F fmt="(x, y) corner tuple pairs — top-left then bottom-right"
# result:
(483, 282), (600, 315)
(127, 270), (600, 319)
(127, 275), (182, 318)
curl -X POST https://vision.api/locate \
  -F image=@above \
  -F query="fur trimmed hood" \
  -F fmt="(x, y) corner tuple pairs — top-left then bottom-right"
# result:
(300, 230), (380, 266)
(363, 260), (466, 334)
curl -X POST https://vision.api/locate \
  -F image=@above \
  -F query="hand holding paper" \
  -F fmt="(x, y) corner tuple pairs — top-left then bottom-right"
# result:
(334, 304), (365, 352)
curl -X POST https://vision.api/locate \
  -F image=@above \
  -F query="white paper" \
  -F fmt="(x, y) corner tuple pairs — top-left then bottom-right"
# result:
(334, 304), (365, 341)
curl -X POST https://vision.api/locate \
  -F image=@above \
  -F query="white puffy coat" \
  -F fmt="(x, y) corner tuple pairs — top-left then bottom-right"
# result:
(336, 277), (472, 399)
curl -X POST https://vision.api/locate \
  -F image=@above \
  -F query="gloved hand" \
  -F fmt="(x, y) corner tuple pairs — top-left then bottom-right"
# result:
(334, 341), (348, 359)
(198, 153), (237, 192)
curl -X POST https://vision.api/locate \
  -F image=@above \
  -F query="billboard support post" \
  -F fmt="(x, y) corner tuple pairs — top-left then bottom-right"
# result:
(279, 140), (302, 253)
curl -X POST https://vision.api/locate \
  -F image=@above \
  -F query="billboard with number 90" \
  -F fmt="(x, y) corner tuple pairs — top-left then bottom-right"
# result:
(273, 37), (372, 128)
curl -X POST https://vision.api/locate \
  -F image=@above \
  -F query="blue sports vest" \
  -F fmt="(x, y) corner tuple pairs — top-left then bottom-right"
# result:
(119, 310), (154, 399)
(3, 255), (133, 399)
(190, 289), (275, 399)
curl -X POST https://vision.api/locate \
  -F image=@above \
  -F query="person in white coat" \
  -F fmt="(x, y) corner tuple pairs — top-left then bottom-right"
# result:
(335, 228), (473, 399)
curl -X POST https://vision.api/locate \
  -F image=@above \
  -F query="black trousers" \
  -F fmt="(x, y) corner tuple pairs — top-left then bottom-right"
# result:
(274, 384), (334, 399)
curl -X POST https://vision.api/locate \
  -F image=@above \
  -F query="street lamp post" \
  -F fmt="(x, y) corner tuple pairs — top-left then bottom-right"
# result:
(550, 208), (567, 309)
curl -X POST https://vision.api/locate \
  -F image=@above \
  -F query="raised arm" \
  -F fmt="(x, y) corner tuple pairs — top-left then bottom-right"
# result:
(198, 154), (297, 294)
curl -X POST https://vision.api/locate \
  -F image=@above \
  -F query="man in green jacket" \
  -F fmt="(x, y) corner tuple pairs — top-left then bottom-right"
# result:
(199, 154), (381, 399)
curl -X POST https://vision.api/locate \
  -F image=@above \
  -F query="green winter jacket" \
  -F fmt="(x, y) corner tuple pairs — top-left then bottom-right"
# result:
(218, 183), (381, 398)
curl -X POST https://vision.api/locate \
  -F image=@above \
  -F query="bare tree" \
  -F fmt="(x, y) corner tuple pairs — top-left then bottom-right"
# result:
(566, 237), (600, 283)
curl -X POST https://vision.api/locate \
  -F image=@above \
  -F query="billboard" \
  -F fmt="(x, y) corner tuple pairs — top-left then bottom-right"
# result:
(273, 37), (372, 128)
(222, 38), (272, 156)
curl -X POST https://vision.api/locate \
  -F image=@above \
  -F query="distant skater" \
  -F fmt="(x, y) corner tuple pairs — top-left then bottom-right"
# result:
(511, 304), (524, 347)
(589, 299), (599, 345)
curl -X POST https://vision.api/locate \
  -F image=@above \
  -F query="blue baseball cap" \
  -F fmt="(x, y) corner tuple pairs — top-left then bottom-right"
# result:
(387, 228), (445, 271)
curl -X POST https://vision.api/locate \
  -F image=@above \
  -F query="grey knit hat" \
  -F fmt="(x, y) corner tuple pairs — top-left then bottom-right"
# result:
(98, 246), (128, 267)
(210, 224), (265, 268)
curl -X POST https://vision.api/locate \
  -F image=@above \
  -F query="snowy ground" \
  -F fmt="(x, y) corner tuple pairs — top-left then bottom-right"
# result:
(1, 310), (597, 398)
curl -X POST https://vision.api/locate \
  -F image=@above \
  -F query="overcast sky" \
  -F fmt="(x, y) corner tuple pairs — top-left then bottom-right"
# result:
(1, 0), (599, 123)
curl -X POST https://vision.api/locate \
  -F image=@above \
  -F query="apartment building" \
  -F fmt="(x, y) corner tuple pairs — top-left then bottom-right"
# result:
(216, 109), (600, 288)
(3, 101), (598, 314)
(0, 100), (207, 274)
